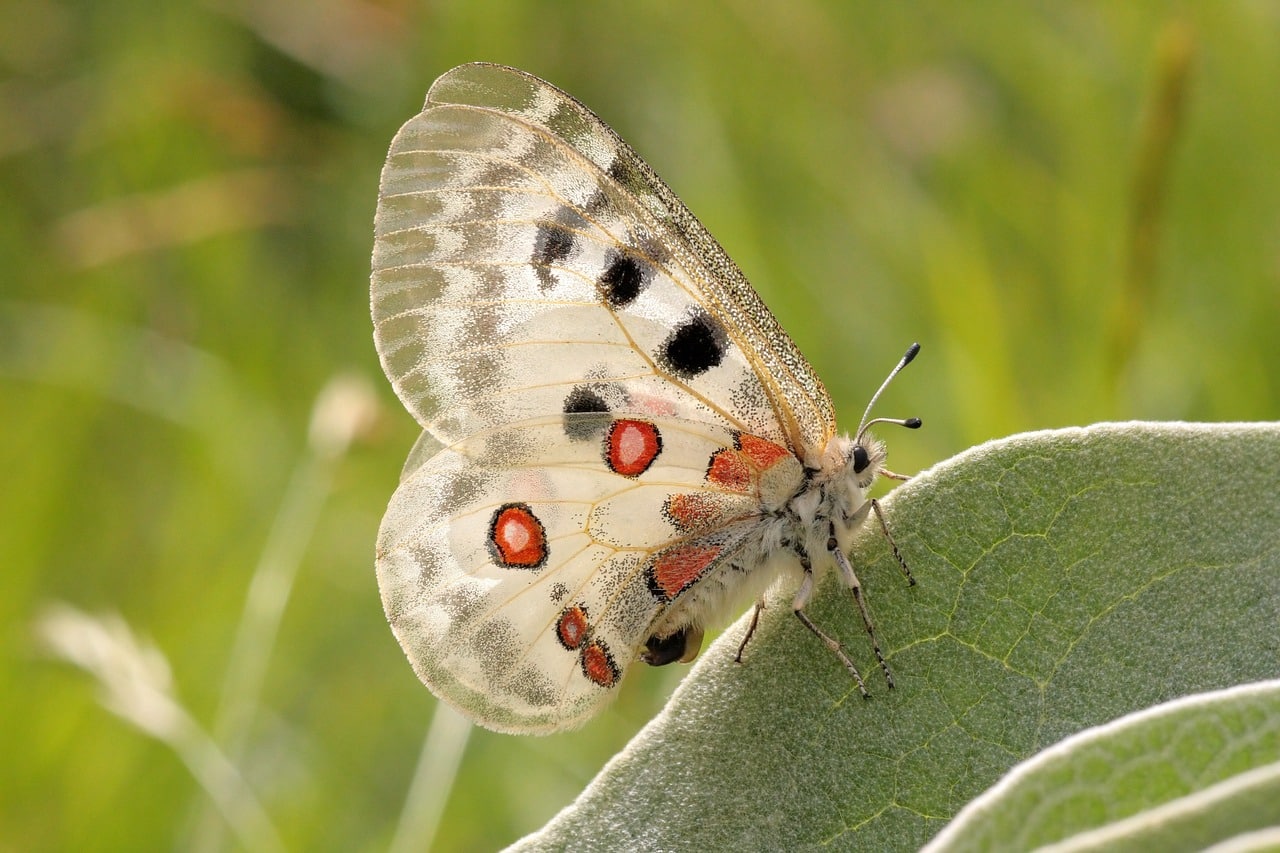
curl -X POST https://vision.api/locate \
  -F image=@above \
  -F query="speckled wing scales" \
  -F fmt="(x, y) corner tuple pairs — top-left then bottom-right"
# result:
(370, 63), (832, 733)
(376, 416), (797, 733)
(371, 62), (836, 458)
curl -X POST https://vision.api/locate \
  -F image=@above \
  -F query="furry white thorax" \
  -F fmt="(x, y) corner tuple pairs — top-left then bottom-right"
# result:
(644, 430), (887, 653)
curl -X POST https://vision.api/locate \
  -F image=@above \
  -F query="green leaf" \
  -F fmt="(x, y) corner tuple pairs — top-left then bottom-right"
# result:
(512, 423), (1280, 852)
(924, 680), (1280, 853)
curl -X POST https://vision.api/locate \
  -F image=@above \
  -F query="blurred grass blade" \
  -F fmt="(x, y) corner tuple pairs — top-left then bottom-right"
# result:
(389, 703), (474, 853)
(37, 604), (285, 853)
(1107, 18), (1196, 395)
(52, 169), (294, 268)
(190, 374), (378, 851)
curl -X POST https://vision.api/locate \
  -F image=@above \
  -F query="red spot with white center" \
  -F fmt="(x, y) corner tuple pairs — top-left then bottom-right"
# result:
(488, 503), (548, 569)
(580, 641), (619, 687)
(556, 605), (589, 650)
(647, 544), (722, 602)
(605, 419), (662, 477)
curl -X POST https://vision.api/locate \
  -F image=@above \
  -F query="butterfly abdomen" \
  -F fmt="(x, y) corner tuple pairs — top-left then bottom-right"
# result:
(641, 433), (885, 665)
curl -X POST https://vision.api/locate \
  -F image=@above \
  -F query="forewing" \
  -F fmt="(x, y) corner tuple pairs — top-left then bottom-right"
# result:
(375, 414), (803, 734)
(371, 62), (837, 460)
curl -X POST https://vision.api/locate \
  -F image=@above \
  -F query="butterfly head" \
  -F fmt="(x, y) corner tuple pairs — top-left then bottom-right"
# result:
(849, 431), (889, 489)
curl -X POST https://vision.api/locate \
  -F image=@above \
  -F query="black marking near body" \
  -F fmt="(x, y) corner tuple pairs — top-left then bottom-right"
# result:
(643, 629), (693, 667)
(598, 250), (648, 308)
(658, 308), (729, 379)
(562, 384), (611, 441)
(532, 222), (575, 290)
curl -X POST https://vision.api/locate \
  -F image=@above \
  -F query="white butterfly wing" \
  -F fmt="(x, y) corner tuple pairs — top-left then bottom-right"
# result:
(376, 416), (800, 733)
(372, 62), (836, 459)
(371, 63), (830, 732)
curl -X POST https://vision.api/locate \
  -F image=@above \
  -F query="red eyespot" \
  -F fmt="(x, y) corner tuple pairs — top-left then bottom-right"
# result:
(605, 419), (662, 477)
(487, 503), (548, 569)
(556, 605), (590, 650)
(580, 641), (620, 688)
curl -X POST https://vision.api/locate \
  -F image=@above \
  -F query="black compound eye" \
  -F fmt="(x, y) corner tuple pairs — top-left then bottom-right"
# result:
(852, 445), (870, 474)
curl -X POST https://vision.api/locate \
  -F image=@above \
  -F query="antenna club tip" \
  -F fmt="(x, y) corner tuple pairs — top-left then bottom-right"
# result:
(905, 417), (922, 429)
(857, 342), (922, 439)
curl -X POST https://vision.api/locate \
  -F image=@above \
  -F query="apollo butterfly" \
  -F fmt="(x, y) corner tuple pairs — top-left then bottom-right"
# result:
(371, 63), (921, 734)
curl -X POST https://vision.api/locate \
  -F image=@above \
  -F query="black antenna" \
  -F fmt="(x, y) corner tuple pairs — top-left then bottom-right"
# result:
(855, 343), (922, 446)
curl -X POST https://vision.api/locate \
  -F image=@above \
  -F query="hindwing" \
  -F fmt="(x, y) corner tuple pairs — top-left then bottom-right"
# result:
(375, 414), (804, 733)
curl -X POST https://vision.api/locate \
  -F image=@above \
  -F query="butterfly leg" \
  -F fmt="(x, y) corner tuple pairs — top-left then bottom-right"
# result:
(792, 550), (870, 697)
(828, 528), (894, 689)
(869, 498), (915, 585)
(734, 599), (766, 663)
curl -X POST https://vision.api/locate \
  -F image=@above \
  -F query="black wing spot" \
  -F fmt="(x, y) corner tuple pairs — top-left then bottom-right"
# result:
(562, 385), (611, 441)
(658, 309), (729, 378)
(598, 251), (648, 309)
(532, 222), (575, 290)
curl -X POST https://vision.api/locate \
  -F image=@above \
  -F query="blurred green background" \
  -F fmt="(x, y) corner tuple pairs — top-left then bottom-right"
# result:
(3, 1), (1277, 850)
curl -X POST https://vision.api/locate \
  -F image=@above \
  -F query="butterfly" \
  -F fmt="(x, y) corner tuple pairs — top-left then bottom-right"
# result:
(371, 62), (921, 734)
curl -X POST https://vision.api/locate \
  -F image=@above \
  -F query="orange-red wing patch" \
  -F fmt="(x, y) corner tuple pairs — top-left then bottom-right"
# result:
(739, 432), (792, 469)
(706, 432), (795, 494)
(646, 544), (722, 602)
(580, 641), (620, 688)
(663, 492), (727, 532)
(487, 503), (548, 568)
(707, 448), (751, 492)
(605, 419), (662, 477)
(556, 604), (589, 650)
